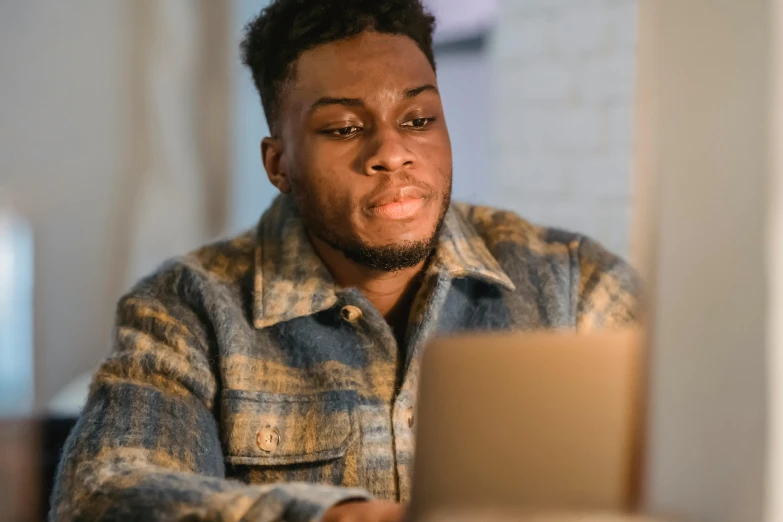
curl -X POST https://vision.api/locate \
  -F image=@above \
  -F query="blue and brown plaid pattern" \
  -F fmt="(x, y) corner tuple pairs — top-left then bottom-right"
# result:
(50, 194), (639, 521)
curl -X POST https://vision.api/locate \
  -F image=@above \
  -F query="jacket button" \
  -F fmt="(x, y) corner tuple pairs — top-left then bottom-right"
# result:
(340, 305), (363, 323)
(256, 426), (280, 453)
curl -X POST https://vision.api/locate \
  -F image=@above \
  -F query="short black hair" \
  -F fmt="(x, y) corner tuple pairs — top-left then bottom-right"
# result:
(240, 0), (437, 134)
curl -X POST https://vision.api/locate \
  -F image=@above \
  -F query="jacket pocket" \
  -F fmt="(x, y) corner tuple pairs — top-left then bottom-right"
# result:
(221, 389), (360, 485)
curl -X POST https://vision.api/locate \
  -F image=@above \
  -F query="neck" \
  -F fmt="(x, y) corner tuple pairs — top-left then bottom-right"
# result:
(308, 234), (427, 319)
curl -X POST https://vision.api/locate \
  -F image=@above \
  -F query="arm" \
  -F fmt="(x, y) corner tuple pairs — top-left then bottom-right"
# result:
(50, 267), (370, 522)
(575, 237), (641, 331)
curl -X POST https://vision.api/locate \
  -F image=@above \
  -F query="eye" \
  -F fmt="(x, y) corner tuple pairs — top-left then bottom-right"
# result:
(401, 117), (435, 129)
(323, 126), (362, 138)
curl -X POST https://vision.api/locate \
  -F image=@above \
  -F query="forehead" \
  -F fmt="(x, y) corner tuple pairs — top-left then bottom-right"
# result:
(287, 32), (437, 108)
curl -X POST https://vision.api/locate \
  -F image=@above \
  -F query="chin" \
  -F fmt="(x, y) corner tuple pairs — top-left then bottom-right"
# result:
(363, 219), (439, 247)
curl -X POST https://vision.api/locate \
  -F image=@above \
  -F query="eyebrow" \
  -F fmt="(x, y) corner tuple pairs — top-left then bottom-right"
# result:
(404, 84), (439, 98)
(308, 84), (440, 113)
(309, 96), (364, 113)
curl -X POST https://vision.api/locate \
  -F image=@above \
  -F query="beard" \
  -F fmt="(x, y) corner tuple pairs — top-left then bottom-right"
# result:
(292, 178), (452, 273)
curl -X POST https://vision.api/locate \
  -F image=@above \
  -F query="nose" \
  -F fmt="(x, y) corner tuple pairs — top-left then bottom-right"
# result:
(362, 124), (416, 176)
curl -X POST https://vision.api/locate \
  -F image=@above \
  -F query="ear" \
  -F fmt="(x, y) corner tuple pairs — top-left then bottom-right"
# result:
(261, 137), (291, 194)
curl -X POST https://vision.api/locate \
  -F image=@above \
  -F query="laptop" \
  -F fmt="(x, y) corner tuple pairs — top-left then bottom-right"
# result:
(407, 328), (643, 521)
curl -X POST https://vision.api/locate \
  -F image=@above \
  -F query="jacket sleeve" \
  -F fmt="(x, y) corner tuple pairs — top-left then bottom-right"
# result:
(49, 267), (370, 522)
(574, 236), (642, 331)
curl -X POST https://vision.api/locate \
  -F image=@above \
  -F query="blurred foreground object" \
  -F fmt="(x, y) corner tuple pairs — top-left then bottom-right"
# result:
(0, 419), (40, 522)
(409, 329), (643, 521)
(632, 0), (780, 521)
(423, 514), (663, 522)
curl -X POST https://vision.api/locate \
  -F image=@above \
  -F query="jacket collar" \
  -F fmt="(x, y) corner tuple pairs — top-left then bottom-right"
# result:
(252, 195), (515, 329)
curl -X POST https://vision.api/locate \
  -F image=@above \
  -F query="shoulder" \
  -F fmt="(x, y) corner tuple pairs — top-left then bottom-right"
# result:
(183, 228), (257, 283)
(121, 228), (257, 306)
(453, 201), (637, 293)
(452, 202), (583, 259)
(453, 202), (640, 327)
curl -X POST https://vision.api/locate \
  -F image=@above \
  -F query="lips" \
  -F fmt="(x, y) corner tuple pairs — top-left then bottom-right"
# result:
(365, 185), (431, 220)
(366, 185), (429, 208)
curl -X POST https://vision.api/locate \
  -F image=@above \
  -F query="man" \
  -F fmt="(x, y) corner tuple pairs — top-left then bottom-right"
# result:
(50, 1), (639, 521)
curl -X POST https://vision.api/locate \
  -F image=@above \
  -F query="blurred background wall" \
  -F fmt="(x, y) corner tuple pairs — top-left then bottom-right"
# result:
(491, 0), (637, 258)
(0, 0), (232, 414)
(1, 2), (133, 413)
(0, 0), (638, 413)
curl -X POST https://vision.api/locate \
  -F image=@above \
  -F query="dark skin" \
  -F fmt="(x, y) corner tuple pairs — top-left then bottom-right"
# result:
(262, 31), (452, 345)
(261, 31), (453, 520)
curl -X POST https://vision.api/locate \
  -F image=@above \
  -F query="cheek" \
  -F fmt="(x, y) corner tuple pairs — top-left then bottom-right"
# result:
(306, 141), (369, 205)
(291, 162), (357, 222)
(417, 135), (453, 188)
(285, 134), (365, 229)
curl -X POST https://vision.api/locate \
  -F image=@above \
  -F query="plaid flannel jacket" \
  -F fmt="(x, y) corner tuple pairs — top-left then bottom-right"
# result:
(51, 194), (639, 522)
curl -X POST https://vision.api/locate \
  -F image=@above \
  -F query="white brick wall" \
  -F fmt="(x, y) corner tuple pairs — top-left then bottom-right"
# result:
(489, 0), (638, 257)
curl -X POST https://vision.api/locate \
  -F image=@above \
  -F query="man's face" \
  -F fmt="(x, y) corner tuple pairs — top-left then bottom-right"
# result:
(272, 31), (452, 272)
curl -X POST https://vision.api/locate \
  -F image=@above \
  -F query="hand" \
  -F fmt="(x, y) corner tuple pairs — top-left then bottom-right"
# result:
(322, 500), (405, 522)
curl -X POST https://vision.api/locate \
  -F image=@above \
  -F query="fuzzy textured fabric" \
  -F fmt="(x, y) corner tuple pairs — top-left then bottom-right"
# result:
(50, 194), (640, 522)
